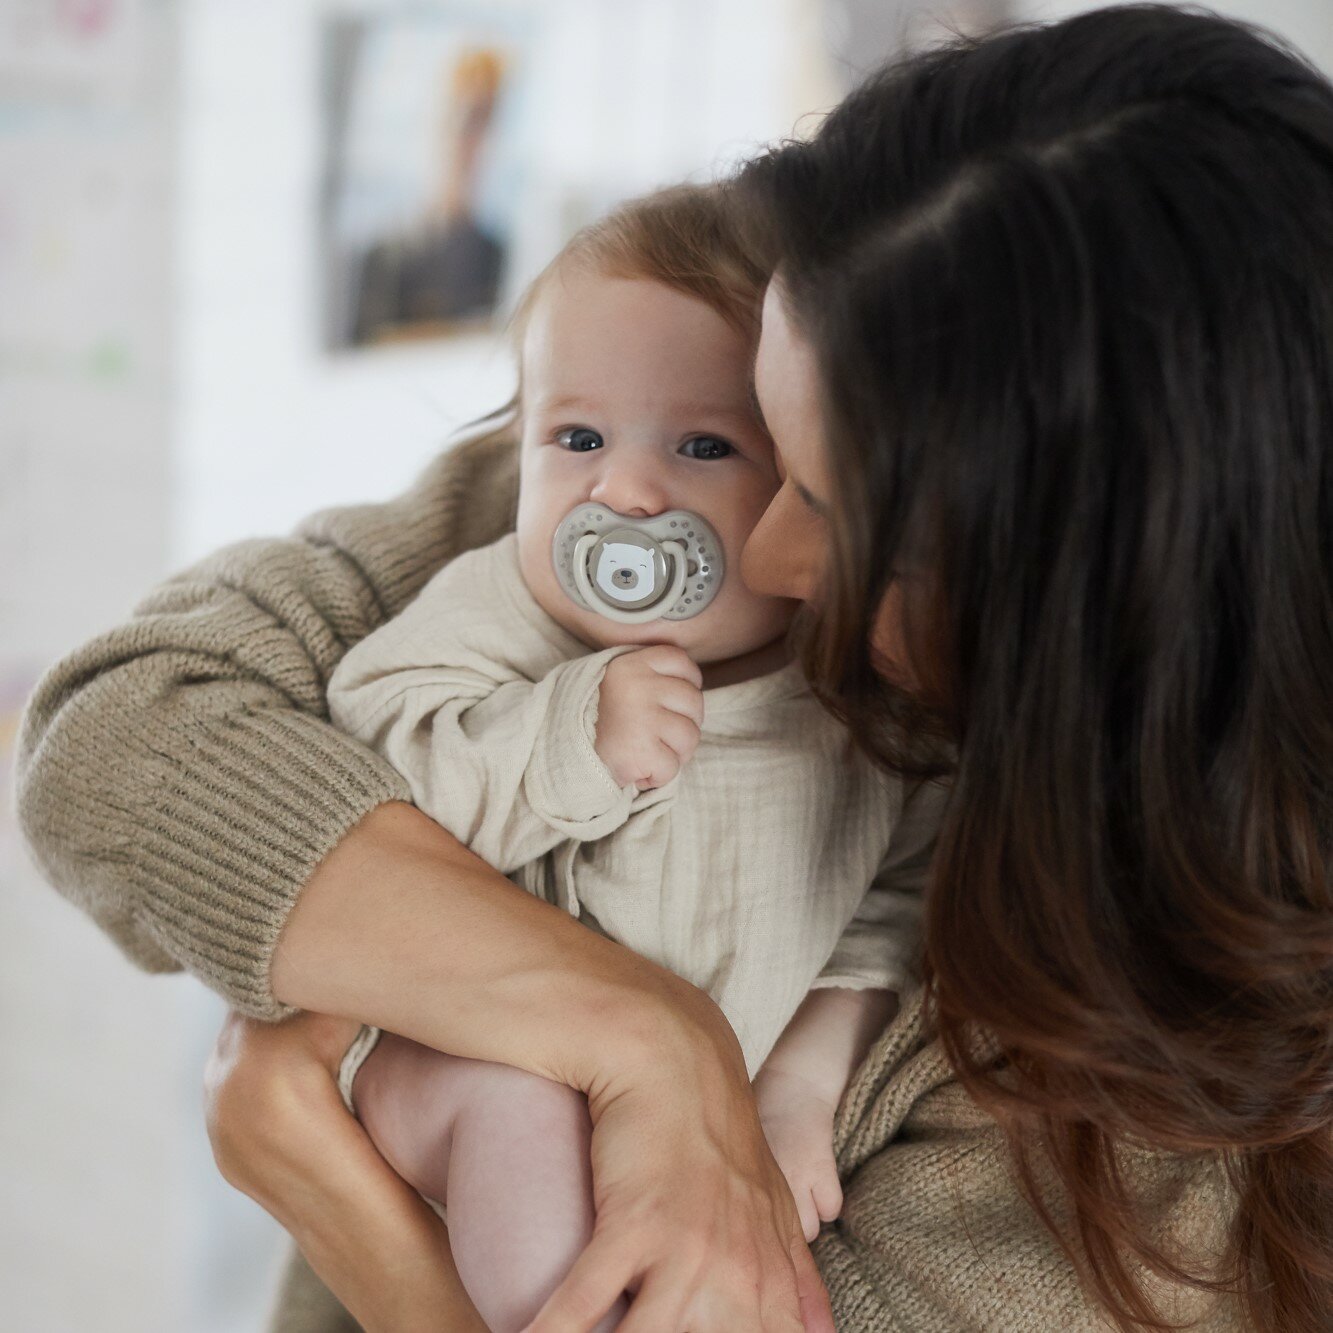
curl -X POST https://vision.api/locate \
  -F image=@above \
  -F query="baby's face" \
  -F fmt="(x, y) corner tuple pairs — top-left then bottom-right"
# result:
(515, 268), (797, 662)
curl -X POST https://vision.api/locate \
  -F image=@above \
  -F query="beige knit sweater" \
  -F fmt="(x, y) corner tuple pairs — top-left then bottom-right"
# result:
(14, 423), (1245, 1331)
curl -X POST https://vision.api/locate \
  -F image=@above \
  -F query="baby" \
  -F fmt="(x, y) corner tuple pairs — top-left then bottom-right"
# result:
(326, 184), (937, 1330)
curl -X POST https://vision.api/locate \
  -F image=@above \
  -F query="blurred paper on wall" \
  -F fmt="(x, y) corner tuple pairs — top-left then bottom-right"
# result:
(0, 0), (173, 662)
(320, 4), (534, 351)
(0, 6), (223, 1333)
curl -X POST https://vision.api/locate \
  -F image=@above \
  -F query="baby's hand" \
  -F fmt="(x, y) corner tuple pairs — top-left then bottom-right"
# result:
(594, 645), (704, 790)
(753, 1066), (844, 1243)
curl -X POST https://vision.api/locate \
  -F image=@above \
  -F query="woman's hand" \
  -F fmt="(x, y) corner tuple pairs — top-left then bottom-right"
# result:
(203, 1007), (487, 1333)
(258, 803), (835, 1329)
(204, 1000), (834, 1333)
(522, 989), (836, 1333)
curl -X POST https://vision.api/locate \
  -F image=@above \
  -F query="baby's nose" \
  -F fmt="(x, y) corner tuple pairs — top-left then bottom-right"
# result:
(588, 461), (672, 519)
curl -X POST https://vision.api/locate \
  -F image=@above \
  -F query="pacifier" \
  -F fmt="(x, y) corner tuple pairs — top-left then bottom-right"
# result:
(552, 502), (725, 624)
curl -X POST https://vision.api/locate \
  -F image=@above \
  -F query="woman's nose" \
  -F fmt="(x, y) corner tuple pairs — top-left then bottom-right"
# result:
(588, 458), (672, 518)
(741, 491), (823, 603)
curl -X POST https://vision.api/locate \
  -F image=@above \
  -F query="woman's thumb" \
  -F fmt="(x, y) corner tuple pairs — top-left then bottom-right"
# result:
(789, 1227), (835, 1333)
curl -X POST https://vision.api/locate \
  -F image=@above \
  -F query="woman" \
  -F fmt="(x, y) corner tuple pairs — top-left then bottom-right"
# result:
(17, 5), (1333, 1330)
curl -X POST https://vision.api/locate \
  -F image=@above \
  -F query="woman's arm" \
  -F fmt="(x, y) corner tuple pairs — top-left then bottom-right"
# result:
(270, 799), (697, 1089)
(13, 420), (519, 1018)
(204, 1008), (488, 1333)
(212, 799), (831, 1332)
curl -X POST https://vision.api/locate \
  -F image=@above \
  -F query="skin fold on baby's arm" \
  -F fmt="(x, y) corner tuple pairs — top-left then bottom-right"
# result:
(752, 986), (900, 1242)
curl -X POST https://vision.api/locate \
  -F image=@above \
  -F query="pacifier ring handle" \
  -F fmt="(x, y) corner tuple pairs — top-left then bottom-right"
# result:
(552, 502), (724, 622)
(573, 533), (689, 625)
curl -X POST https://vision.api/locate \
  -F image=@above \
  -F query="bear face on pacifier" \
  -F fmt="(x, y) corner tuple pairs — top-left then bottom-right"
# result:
(551, 502), (726, 625)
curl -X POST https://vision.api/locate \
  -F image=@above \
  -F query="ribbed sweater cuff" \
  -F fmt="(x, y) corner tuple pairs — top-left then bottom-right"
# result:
(129, 708), (413, 1021)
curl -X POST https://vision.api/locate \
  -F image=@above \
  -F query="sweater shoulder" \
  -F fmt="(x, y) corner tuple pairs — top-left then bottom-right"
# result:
(295, 418), (520, 619)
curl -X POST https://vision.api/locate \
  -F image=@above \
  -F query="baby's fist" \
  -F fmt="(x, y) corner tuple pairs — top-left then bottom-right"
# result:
(594, 645), (704, 790)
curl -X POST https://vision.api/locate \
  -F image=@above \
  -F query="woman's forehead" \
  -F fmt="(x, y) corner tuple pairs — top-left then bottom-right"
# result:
(756, 281), (830, 496)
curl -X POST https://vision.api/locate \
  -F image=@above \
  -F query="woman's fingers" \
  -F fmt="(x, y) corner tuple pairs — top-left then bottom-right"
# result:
(747, 1192), (831, 1333)
(789, 1232), (836, 1333)
(797, 1193), (821, 1243)
(521, 1214), (818, 1332)
(725, 1229), (807, 1333)
(203, 1008), (489, 1332)
(513, 982), (826, 1332)
(518, 1229), (636, 1332)
(613, 1267), (692, 1333)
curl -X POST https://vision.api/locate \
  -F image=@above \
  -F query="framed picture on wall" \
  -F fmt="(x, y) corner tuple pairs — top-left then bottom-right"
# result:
(320, 4), (533, 350)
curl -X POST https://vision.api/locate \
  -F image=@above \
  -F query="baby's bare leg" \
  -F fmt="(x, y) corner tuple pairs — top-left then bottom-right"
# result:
(352, 1032), (629, 1332)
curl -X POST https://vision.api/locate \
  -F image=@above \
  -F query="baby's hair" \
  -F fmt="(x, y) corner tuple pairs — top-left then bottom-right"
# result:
(463, 181), (770, 435)
(511, 180), (770, 356)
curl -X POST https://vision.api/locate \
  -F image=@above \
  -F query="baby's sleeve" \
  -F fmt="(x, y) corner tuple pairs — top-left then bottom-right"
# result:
(327, 572), (641, 874)
(809, 778), (948, 993)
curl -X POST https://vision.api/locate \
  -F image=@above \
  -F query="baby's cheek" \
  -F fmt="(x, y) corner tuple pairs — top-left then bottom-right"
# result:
(703, 575), (796, 654)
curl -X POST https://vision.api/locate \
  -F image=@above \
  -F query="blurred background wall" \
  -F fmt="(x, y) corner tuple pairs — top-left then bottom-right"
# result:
(1, 1), (1329, 1329)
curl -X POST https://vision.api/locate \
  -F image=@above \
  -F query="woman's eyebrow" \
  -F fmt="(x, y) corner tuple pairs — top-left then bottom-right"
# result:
(794, 480), (827, 516)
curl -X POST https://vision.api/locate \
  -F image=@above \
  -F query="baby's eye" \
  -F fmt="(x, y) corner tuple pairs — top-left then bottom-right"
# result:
(555, 427), (604, 452)
(679, 435), (734, 461)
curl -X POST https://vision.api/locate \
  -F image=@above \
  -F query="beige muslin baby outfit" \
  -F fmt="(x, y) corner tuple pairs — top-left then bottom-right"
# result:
(328, 531), (934, 1107)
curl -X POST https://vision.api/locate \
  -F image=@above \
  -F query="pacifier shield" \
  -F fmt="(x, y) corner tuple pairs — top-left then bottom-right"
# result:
(552, 503), (725, 623)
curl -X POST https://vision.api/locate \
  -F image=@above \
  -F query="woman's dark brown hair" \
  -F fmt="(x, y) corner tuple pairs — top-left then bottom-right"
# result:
(738, 5), (1333, 1329)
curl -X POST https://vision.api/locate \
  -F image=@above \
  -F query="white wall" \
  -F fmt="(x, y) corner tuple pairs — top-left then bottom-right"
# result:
(0, 4), (209, 1331)
(1020, 0), (1333, 73)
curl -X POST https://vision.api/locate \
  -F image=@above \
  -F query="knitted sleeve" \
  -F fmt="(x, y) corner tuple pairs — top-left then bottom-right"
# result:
(12, 421), (520, 1021)
(817, 991), (1242, 1331)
